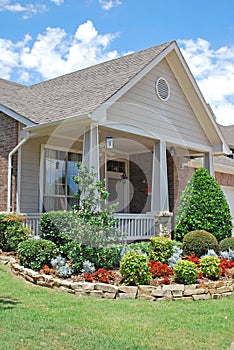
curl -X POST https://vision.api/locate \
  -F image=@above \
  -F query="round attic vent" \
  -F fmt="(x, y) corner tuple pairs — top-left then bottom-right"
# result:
(155, 77), (170, 101)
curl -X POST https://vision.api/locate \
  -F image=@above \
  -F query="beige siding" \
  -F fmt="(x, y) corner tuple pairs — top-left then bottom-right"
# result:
(20, 139), (41, 213)
(107, 59), (210, 148)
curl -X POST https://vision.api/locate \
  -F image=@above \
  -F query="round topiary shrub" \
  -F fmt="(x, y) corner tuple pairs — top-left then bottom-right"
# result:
(182, 230), (219, 257)
(200, 256), (221, 280)
(219, 238), (234, 252)
(119, 251), (151, 286)
(149, 237), (174, 264)
(17, 238), (58, 271)
(175, 167), (233, 242)
(173, 260), (198, 285)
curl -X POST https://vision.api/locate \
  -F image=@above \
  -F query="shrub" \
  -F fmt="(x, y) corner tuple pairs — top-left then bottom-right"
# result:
(175, 167), (233, 242)
(60, 241), (83, 274)
(200, 256), (221, 280)
(119, 251), (151, 286)
(0, 214), (30, 252)
(148, 260), (173, 278)
(149, 237), (174, 263)
(219, 238), (234, 252)
(128, 241), (151, 256)
(173, 260), (198, 285)
(39, 211), (74, 247)
(182, 230), (219, 257)
(17, 238), (58, 271)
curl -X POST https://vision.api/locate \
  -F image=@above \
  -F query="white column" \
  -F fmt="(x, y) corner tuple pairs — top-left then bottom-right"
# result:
(151, 141), (169, 213)
(204, 152), (214, 177)
(82, 124), (100, 179)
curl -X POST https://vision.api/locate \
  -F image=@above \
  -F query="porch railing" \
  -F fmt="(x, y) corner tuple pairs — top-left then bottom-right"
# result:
(23, 213), (156, 241)
(113, 213), (155, 241)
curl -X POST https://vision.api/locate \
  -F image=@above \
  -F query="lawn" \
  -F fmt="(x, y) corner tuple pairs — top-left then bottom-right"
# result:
(0, 263), (233, 350)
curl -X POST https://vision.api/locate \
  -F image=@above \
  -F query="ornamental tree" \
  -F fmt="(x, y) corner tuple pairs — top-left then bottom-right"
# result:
(174, 167), (233, 242)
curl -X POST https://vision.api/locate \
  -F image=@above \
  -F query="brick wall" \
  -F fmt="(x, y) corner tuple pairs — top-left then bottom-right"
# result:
(215, 171), (234, 187)
(0, 113), (18, 212)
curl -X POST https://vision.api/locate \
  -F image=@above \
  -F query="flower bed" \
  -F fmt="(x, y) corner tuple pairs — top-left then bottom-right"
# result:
(1, 255), (233, 301)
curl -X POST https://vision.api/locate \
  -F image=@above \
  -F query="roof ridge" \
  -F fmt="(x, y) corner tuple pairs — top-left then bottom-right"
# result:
(30, 41), (173, 88)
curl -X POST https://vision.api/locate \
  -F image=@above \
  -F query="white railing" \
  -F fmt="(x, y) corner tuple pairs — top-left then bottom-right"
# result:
(114, 213), (155, 240)
(23, 214), (41, 236)
(23, 212), (156, 241)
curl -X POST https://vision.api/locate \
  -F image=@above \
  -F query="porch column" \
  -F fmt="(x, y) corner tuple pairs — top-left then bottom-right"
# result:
(151, 141), (169, 213)
(204, 152), (214, 177)
(82, 124), (100, 179)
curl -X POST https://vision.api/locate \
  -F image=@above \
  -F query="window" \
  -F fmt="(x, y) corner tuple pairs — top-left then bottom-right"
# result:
(43, 149), (82, 211)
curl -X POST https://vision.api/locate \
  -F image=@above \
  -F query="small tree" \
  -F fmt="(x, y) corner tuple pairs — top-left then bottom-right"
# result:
(71, 162), (124, 246)
(175, 167), (233, 242)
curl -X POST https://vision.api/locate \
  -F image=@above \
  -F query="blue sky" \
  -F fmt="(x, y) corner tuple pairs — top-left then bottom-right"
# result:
(0, 0), (234, 125)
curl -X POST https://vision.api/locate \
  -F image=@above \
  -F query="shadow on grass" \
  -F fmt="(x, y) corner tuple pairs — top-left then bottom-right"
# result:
(0, 296), (21, 310)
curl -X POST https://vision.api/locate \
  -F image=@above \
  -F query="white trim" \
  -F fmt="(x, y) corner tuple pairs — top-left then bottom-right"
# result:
(0, 104), (35, 127)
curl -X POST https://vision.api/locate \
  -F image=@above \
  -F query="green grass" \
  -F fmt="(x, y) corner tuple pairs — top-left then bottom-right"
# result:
(0, 263), (234, 350)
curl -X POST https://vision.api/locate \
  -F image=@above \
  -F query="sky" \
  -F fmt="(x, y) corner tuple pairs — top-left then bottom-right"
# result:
(0, 1), (234, 126)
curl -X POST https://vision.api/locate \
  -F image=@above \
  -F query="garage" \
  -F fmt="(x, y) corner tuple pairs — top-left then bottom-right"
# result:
(221, 186), (234, 235)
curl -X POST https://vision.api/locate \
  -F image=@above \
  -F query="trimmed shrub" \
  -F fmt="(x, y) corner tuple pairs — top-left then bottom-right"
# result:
(182, 230), (219, 257)
(200, 256), (221, 280)
(175, 167), (233, 242)
(120, 251), (151, 286)
(128, 241), (151, 256)
(149, 237), (174, 263)
(173, 260), (198, 285)
(0, 214), (30, 252)
(17, 238), (58, 271)
(219, 238), (234, 252)
(59, 241), (83, 274)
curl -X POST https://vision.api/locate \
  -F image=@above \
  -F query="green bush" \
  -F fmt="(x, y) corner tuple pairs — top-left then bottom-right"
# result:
(128, 241), (151, 256)
(17, 238), (58, 271)
(60, 241), (83, 274)
(119, 251), (151, 286)
(182, 230), (219, 257)
(39, 211), (74, 247)
(149, 237), (174, 263)
(200, 256), (221, 280)
(173, 260), (198, 285)
(175, 167), (233, 242)
(0, 214), (30, 252)
(219, 238), (234, 252)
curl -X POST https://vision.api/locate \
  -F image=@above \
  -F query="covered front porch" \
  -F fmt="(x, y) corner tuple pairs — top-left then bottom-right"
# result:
(17, 121), (215, 241)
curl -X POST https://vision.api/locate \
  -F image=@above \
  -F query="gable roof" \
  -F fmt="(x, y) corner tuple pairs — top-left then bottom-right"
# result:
(219, 125), (234, 148)
(0, 42), (172, 125)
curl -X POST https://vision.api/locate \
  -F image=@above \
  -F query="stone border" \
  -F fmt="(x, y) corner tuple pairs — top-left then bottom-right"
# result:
(1, 256), (234, 301)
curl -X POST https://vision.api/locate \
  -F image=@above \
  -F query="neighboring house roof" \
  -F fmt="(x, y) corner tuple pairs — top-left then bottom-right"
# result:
(0, 42), (171, 125)
(219, 125), (234, 148)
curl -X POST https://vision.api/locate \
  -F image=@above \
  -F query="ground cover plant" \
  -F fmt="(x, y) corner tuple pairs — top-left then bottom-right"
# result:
(1, 263), (234, 350)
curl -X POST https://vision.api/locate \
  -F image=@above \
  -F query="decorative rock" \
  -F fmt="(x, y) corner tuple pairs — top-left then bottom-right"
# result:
(163, 284), (184, 292)
(152, 289), (164, 297)
(71, 282), (84, 291)
(172, 290), (183, 298)
(88, 290), (103, 298)
(138, 285), (155, 296)
(192, 294), (210, 301)
(217, 286), (233, 294)
(118, 292), (136, 299)
(82, 282), (95, 291)
(138, 294), (155, 301)
(95, 283), (118, 294)
(103, 292), (116, 299)
(118, 286), (138, 294)
(184, 288), (206, 296)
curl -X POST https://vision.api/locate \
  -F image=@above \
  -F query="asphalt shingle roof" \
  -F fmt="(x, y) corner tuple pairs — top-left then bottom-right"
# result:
(219, 125), (234, 148)
(0, 42), (172, 124)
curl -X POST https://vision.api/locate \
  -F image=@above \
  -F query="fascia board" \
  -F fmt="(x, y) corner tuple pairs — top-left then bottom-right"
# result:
(0, 104), (35, 127)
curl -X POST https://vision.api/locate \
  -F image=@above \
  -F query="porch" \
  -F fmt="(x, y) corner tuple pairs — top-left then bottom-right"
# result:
(23, 212), (172, 242)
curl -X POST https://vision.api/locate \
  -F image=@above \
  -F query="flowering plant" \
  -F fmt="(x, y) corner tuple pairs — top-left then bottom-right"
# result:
(148, 260), (173, 278)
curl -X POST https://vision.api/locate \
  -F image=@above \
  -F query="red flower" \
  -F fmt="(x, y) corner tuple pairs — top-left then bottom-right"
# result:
(148, 260), (173, 278)
(186, 254), (201, 266)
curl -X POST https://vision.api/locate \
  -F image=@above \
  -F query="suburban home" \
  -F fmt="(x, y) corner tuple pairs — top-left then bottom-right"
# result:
(0, 40), (233, 239)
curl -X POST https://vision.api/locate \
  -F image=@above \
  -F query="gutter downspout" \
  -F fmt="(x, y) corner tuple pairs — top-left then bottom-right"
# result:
(7, 133), (30, 213)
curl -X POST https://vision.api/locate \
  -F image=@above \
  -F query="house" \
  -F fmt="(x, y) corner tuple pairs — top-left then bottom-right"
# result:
(0, 40), (233, 239)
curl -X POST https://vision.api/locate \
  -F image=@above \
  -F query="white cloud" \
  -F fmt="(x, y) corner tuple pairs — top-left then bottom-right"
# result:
(1, 21), (119, 83)
(179, 38), (234, 126)
(50, 0), (64, 5)
(0, 1), (47, 18)
(98, 0), (122, 11)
